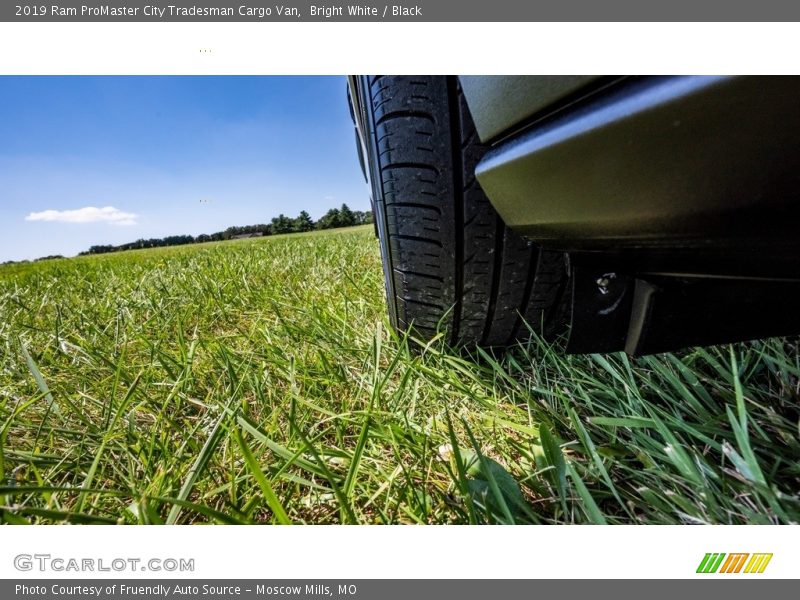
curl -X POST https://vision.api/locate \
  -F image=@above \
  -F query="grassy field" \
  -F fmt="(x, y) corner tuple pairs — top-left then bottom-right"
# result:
(1, 225), (799, 524)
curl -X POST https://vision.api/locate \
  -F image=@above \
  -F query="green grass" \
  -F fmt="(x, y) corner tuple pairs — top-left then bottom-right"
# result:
(1, 225), (799, 524)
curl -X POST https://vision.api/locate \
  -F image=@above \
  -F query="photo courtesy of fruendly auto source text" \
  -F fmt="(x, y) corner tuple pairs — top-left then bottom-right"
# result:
(1, 1), (799, 597)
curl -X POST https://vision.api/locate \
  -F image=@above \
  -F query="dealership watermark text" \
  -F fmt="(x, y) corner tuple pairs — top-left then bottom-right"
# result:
(13, 554), (195, 573)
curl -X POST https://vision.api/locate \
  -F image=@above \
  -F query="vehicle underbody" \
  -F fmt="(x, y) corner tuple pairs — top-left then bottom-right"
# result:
(349, 75), (800, 354)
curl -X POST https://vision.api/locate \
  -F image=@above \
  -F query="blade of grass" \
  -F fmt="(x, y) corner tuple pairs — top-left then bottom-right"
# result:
(20, 342), (62, 435)
(234, 429), (292, 524)
(166, 406), (229, 524)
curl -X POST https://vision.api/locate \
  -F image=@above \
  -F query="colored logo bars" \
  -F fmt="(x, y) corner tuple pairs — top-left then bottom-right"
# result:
(696, 553), (773, 574)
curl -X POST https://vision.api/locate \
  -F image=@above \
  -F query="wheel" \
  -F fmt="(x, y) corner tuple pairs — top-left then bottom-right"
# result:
(361, 75), (568, 347)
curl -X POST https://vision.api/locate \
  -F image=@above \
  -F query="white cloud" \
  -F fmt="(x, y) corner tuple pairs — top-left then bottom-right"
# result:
(25, 206), (138, 226)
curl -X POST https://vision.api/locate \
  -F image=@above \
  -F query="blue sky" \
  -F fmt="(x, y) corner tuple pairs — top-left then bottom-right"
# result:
(0, 76), (368, 262)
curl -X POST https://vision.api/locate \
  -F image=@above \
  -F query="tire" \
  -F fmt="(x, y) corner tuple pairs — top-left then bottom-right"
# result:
(362, 75), (568, 347)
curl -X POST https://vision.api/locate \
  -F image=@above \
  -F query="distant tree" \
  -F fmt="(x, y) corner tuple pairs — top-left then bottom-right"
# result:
(86, 245), (115, 255)
(294, 210), (315, 232)
(35, 255), (64, 262)
(338, 203), (356, 227)
(271, 213), (295, 234)
(163, 235), (194, 246)
(317, 207), (342, 230)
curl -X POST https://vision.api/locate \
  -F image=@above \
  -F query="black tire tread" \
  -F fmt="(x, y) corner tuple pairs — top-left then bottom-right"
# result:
(367, 75), (567, 347)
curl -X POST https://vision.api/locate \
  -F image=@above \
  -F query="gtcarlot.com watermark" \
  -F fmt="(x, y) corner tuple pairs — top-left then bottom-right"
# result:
(14, 554), (195, 573)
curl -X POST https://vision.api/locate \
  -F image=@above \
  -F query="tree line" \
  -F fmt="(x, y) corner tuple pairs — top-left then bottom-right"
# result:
(78, 204), (372, 256)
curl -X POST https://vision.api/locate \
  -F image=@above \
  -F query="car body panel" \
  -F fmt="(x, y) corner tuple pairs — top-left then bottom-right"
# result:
(459, 75), (602, 142)
(469, 76), (800, 255)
